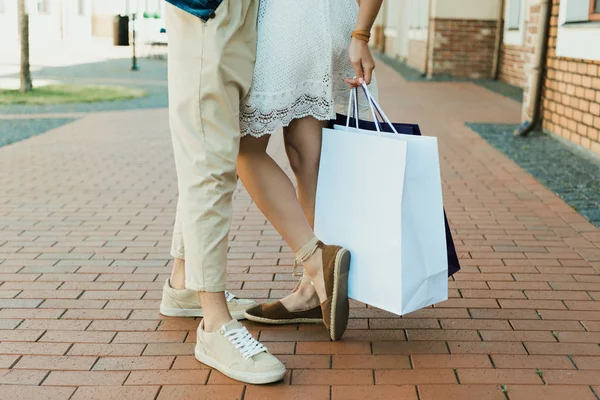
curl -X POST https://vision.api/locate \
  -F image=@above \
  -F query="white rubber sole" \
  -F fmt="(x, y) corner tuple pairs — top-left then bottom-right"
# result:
(195, 347), (286, 385)
(159, 305), (246, 320)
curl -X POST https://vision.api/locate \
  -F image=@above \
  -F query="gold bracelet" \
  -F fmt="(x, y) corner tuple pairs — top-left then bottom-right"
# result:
(353, 29), (371, 37)
(351, 31), (370, 43)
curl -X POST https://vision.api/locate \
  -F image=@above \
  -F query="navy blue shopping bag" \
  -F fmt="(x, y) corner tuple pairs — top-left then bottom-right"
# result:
(329, 112), (461, 278)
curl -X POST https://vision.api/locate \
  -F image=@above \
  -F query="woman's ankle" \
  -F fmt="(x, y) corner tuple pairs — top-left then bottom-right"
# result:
(302, 250), (327, 301)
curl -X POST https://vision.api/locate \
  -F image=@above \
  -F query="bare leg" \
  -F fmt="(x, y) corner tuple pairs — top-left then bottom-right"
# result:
(200, 292), (234, 332)
(282, 117), (327, 302)
(283, 117), (325, 228)
(170, 258), (186, 290)
(237, 132), (325, 310)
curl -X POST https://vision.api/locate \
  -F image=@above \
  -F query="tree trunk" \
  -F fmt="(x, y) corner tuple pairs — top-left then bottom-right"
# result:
(18, 0), (33, 93)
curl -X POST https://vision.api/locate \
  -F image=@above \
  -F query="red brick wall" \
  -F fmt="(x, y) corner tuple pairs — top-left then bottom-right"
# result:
(500, 44), (530, 88)
(429, 18), (499, 79)
(541, 0), (600, 154)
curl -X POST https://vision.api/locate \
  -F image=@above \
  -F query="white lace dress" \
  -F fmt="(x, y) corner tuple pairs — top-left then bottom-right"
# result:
(240, 0), (377, 137)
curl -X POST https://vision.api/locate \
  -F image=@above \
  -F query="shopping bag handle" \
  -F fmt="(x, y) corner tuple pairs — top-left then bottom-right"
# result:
(346, 86), (380, 133)
(345, 83), (399, 135)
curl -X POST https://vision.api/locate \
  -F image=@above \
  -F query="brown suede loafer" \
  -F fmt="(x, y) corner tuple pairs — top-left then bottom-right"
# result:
(319, 242), (351, 341)
(245, 301), (323, 325)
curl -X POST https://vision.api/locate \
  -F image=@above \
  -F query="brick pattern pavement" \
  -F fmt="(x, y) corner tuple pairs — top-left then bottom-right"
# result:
(0, 62), (599, 399)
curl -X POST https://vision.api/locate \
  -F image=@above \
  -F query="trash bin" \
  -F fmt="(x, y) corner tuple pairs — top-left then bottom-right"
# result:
(113, 15), (129, 46)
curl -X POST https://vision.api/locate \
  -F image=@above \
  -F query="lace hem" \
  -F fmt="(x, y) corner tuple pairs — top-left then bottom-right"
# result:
(240, 92), (335, 137)
(240, 86), (376, 137)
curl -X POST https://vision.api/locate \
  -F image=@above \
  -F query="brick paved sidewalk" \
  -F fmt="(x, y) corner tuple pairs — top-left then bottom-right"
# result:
(1, 62), (599, 400)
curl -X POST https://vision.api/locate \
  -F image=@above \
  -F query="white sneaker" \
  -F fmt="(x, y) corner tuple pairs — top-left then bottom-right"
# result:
(195, 319), (286, 384)
(159, 279), (257, 319)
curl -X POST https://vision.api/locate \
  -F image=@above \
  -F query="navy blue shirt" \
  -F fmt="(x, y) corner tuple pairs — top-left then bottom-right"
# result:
(165, 0), (223, 21)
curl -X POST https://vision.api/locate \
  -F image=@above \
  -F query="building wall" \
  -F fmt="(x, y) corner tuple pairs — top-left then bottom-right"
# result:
(499, 44), (530, 88)
(498, 0), (534, 88)
(429, 18), (499, 79)
(406, 0), (430, 73)
(541, 0), (600, 154)
(0, 0), (19, 42)
(433, 0), (502, 19)
(408, 39), (428, 72)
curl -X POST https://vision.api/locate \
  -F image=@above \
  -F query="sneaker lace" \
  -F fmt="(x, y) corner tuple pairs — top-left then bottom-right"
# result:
(223, 326), (268, 360)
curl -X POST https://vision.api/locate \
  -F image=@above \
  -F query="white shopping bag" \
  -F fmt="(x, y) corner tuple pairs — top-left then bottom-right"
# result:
(314, 84), (448, 316)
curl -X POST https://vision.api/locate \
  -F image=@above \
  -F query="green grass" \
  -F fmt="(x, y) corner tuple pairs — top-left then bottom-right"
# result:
(0, 84), (147, 105)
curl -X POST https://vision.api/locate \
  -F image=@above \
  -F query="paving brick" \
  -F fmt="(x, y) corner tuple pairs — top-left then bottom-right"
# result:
(113, 331), (187, 343)
(524, 342), (600, 356)
(0, 355), (19, 369)
(461, 289), (525, 299)
(158, 385), (244, 400)
(0, 342), (71, 355)
(372, 341), (450, 355)
(418, 385), (506, 400)
(506, 385), (597, 400)
(0, 369), (49, 385)
(142, 343), (195, 356)
(295, 342), (371, 355)
(332, 385), (418, 400)
(246, 385), (328, 400)
(93, 356), (174, 370)
(42, 330), (116, 343)
(292, 369), (373, 385)
(0, 386), (76, 400)
(72, 386), (160, 400)
(440, 319), (512, 330)
(556, 331), (600, 343)
(18, 319), (91, 331)
(376, 369), (457, 385)
(279, 355), (331, 369)
(342, 329), (408, 341)
(582, 321), (600, 331)
(510, 320), (586, 331)
(468, 309), (540, 320)
(68, 344), (146, 357)
(332, 355), (410, 369)
(125, 370), (209, 385)
(479, 330), (557, 342)
(449, 341), (527, 355)
(87, 320), (160, 331)
(406, 329), (480, 341)
(369, 318), (440, 329)
(14, 356), (97, 371)
(457, 368), (543, 384)
(542, 370), (600, 385)
(411, 354), (492, 369)
(572, 356), (600, 370)
(491, 355), (575, 369)
(43, 371), (129, 386)
(0, 329), (44, 341)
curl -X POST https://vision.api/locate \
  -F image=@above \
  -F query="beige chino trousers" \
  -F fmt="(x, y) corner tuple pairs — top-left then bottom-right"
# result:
(166, 0), (258, 292)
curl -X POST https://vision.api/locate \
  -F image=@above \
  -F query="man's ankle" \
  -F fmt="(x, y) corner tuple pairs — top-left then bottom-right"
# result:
(203, 316), (234, 333)
(170, 258), (186, 289)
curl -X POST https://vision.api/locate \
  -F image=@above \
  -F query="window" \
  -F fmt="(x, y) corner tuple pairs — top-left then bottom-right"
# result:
(557, 0), (600, 61)
(507, 0), (523, 30)
(78, 0), (85, 16)
(591, 0), (600, 20)
(37, 0), (50, 14)
(504, 0), (526, 45)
